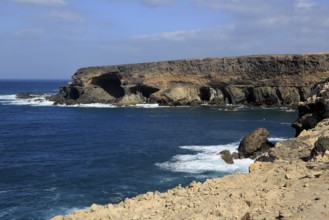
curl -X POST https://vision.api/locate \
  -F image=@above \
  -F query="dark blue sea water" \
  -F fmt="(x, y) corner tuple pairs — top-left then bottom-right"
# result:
(0, 80), (297, 220)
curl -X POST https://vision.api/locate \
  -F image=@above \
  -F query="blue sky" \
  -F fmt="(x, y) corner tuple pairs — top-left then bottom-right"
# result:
(1, 0), (329, 79)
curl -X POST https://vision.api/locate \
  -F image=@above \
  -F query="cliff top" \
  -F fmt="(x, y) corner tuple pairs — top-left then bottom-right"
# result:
(76, 52), (329, 71)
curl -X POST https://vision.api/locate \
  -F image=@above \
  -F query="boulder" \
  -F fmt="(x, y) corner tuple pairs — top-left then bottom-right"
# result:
(219, 150), (238, 164)
(309, 136), (329, 161)
(238, 128), (274, 159)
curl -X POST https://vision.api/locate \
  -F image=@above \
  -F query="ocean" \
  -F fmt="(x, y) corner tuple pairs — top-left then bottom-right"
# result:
(0, 80), (297, 220)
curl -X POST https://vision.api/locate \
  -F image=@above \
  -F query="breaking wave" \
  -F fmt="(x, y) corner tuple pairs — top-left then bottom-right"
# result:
(0, 94), (164, 108)
(0, 94), (54, 106)
(268, 137), (288, 142)
(156, 142), (254, 174)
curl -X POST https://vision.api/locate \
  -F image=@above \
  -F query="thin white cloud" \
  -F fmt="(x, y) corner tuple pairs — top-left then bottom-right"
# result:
(41, 11), (85, 23)
(130, 25), (235, 42)
(13, 28), (44, 38)
(192, 0), (277, 15)
(119, 0), (329, 59)
(295, 0), (315, 10)
(12, 0), (66, 6)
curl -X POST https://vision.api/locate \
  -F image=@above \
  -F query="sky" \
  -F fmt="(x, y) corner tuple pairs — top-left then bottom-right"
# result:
(1, 0), (329, 79)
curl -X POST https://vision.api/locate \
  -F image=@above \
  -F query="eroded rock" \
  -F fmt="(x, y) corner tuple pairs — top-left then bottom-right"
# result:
(238, 128), (274, 159)
(50, 53), (329, 106)
(293, 80), (329, 136)
(219, 150), (239, 164)
(309, 137), (329, 161)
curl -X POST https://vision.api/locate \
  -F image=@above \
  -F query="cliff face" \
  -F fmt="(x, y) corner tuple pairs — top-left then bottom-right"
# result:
(51, 53), (329, 106)
(292, 79), (329, 136)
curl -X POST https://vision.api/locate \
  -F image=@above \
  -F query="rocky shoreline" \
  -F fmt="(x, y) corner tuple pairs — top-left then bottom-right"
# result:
(51, 77), (329, 219)
(50, 53), (329, 107)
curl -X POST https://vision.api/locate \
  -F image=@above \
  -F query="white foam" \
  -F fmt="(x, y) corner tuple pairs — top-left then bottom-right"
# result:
(0, 94), (16, 100)
(0, 94), (166, 108)
(0, 94), (55, 106)
(0, 94), (118, 108)
(268, 137), (288, 142)
(280, 107), (297, 112)
(0, 190), (12, 194)
(47, 206), (89, 219)
(59, 103), (117, 108)
(284, 109), (296, 112)
(156, 142), (254, 174)
(129, 103), (166, 108)
(44, 187), (57, 192)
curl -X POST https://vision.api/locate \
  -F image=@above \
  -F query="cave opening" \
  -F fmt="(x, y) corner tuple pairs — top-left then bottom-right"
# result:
(246, 88), (256, 103)
(199, 87), (211, 101)
(67, 87), (79, 100)
(130, 85), (160, 98)
(91, 74), (125, 98)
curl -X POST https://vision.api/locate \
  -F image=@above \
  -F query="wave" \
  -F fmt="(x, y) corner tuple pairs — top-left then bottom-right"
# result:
(0, 94), (166, 108)
(156, 142), (253, 174)
(46, 206), (89, 220)
(0, 94), (55, 106)
(268, 137), (288, 142)
(129, 103), (165, 108)
(59, 103), (117, 108)
(0, 94), (16, 100)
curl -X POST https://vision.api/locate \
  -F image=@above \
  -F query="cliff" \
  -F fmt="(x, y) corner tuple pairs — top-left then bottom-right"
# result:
(51, 80), (329, 220)
(50, 53), (329, 106)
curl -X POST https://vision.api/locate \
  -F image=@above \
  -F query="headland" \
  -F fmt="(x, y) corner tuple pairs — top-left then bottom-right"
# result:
(50, 53), (329, 107)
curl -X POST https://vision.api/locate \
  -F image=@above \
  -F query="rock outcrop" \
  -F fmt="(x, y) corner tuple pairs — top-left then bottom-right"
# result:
(238, 128), (274, 159)
(50, 53), (329, 106)
(219, 150), (238, 164)
(293, 80), (329, 136)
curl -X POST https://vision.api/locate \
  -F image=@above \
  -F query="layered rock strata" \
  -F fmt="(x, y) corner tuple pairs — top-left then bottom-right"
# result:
(293, 80), (329, 136)
(50, 53), (329, 106)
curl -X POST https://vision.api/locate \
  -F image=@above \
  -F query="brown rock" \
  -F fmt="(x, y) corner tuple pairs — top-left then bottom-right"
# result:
(238, 128), (273, 158)
(50, 53), (329, 106)
(309, 136), (329, 161)
(219, 150), (238, 164)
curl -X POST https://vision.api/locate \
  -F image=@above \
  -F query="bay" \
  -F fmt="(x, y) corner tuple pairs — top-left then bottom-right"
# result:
(0, 80), (297, 219)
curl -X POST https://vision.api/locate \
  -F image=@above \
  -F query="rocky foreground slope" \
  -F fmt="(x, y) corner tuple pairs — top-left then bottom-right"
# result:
(51, 82), (329, 220)
(50, 53), (329, 106)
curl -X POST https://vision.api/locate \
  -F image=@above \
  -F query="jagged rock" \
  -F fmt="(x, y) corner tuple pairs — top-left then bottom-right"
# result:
(50, 53), (329, 106)
(255, 154), (276, 162)
(270, 138), (313, 161)
(309, 137), (329, 161)
(292, 81), (329, 136)
(238, 128), (274, 159)
(16, 93), (43, 99)
(219, 150), (239, 164)
(223, 85), (247, 104)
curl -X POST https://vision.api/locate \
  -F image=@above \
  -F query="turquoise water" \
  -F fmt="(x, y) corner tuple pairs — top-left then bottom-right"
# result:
(0, 80), (297, 219)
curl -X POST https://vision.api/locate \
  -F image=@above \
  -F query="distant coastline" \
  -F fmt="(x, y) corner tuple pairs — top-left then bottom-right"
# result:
(50, 53), (329, 108)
